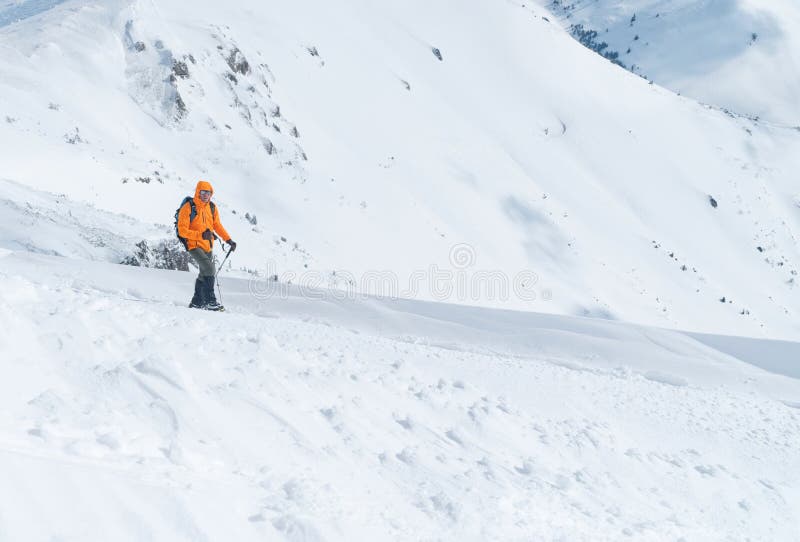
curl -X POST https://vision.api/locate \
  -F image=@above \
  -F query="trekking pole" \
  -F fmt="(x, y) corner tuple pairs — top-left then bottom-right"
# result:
(212, 232), (233, 271)
(212, 233), (234, 306)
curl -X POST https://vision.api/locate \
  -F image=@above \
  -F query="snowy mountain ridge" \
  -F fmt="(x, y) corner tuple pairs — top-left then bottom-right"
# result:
(2, 0), (800, 338)
(545, 0), (800, 125)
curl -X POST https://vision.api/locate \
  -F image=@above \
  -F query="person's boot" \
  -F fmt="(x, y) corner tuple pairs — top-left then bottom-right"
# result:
(202, 276), (224, 311)
(189, 278), (204, 309)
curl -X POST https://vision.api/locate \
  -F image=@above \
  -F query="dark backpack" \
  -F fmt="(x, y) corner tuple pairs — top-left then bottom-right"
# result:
(174, 196), (216, 250)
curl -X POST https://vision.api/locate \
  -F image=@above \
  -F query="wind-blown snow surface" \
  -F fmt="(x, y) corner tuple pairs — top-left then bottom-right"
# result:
(1, 0), (800, 339)
(1, 250), (800, 541)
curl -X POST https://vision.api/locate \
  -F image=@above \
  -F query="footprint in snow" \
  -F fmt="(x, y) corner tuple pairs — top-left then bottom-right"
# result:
(396, 448), (415, 465)
(694, 465), (717, 477)
(515, 461), (533, 476)
(445, 429), (464, 446)
(394, 416), (413, 430)
(271, 514), (325, 541)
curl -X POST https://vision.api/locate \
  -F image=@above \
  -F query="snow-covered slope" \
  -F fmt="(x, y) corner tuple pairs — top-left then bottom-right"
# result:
(1, 0), (800, 339)
(0, 177), (170, 261)
(3, 3), (800, 539)
(546, 0), (800, 125)
(2, 250), (799, 541)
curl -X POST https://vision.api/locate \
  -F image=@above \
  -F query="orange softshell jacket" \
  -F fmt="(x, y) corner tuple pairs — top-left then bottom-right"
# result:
(177, 180), (231, 252)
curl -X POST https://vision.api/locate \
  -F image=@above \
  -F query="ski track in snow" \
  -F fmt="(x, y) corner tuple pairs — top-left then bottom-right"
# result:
(1, 251), (799, 540)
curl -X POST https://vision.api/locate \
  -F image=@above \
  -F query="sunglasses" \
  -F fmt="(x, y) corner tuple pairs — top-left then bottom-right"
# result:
(199, 190), (212, 196)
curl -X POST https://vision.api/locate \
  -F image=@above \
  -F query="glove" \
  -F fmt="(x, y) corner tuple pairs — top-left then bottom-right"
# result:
(227, 240), (237, 252)
(201, 230), (214, 241)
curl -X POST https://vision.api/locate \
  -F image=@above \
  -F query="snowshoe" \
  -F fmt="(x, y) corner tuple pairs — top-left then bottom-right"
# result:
(203, 301), (225, 312)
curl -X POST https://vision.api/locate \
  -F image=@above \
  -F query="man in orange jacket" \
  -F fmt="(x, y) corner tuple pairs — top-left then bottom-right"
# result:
(177, 180), (236, 310)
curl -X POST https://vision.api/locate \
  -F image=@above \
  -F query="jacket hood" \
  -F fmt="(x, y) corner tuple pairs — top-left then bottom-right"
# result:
(194, 180), (214, 200)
